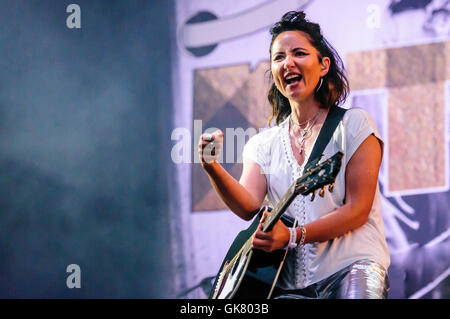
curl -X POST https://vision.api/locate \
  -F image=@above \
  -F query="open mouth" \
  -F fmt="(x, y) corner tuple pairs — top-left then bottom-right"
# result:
(285, 74), (302, 85)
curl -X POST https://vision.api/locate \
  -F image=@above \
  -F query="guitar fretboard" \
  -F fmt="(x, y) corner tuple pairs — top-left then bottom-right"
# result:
(262, 182), (297, 232)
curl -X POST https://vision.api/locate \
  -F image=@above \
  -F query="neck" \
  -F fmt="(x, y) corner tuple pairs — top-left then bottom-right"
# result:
(289, 97), (322, 125)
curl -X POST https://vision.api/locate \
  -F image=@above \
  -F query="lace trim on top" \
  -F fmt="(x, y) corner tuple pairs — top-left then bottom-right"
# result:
(279, 115), (313, 287)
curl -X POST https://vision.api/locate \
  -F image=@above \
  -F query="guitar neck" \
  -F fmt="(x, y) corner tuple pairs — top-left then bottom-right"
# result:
(259, 151), (343, 233)
(262, 183), (297, 232)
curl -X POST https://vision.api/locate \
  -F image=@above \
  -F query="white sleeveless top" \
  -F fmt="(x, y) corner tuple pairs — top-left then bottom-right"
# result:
(242, 108), (390, 289)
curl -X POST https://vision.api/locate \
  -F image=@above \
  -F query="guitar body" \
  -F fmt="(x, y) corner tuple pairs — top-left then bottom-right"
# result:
(209, 211), (293, 299)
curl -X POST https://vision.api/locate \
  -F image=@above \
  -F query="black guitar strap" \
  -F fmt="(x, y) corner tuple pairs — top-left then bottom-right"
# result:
(302, 106), (347, 174)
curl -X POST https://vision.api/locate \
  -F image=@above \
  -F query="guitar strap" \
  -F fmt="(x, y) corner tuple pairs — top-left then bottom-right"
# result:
(302, 106), (347, 175)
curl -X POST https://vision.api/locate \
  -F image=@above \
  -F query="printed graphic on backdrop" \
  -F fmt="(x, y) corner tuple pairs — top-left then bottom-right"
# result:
(191, 63), (271, 211)
(179, 0), (313, 57)
(347, 41), (449, 195)
(190, 45), (450, 298)
(347, 40), (450, 299)
(181, 0), (450, 299)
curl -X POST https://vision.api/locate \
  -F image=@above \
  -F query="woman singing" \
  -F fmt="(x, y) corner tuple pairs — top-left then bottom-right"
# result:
(198, 11), (390, 299)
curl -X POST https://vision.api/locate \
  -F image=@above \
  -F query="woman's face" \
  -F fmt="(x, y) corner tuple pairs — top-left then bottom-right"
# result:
(270, 30), (330, 104)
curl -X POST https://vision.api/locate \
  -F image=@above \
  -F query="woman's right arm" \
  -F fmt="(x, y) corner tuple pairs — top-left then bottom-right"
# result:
(199, 130), (267, 221)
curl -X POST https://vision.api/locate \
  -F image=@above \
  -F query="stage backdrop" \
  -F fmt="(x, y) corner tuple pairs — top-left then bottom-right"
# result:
(172, 0), (450, 298)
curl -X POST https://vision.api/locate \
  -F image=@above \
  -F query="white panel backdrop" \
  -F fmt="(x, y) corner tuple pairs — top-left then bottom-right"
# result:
(171, 0), (450, 298)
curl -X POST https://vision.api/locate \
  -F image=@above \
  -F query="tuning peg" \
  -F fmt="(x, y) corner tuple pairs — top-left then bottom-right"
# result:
(310, 189), (317, 201)
(328, 184), (334, 193)
(319, 186), (326, 197)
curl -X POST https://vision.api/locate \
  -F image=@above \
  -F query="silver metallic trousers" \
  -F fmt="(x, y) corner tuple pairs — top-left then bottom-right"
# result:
(274, 259), (389, 299)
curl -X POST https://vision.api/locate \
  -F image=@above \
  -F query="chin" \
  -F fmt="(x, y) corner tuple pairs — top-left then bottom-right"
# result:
(287, 92), (306, 102)
(288, 89), (315, 103)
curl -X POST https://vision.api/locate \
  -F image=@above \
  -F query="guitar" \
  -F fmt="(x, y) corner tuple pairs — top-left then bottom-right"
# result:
(209, 151), (343, 299)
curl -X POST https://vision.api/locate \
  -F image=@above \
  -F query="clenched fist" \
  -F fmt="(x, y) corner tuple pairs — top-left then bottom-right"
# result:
(198, 130), (224, 166)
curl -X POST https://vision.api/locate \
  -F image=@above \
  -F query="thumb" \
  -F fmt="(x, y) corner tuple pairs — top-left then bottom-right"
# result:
(259, 209), (270, 229)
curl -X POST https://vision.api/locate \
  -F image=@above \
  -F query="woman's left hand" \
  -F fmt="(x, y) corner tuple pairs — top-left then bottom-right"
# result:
(251, 209), (290, 252)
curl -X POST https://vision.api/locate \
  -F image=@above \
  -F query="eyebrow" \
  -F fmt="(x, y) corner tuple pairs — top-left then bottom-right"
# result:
(272, 47), (309, 56)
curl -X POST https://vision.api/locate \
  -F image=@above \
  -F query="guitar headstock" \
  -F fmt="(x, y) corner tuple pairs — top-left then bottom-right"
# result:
(294, 152), (343, 200)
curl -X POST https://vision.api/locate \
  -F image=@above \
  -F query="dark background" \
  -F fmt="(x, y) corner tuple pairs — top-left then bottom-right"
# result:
(0, 0), (175, 297)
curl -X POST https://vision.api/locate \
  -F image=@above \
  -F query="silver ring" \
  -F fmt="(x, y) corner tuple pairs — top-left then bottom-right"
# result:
(204, 133), (213, 142)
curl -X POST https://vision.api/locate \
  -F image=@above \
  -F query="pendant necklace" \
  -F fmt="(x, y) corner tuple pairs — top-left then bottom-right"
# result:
(290, 110), (321, 155)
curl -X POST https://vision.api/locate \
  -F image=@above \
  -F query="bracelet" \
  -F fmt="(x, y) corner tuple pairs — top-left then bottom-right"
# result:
(284, 227), (298, 250)
(284, 225), (307, 250)
(298, 225), (306, 246)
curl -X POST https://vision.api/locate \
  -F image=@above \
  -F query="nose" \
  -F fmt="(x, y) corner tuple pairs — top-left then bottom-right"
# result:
(284, 54), (295, 70)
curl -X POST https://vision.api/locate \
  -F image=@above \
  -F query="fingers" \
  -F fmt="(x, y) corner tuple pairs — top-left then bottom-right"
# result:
(200, 130), (224, 144)
(252, 230), (273, 252)
(202, 133), (214, 142)
(254, 229), (272, 241)
(252, 212), (273, 252)
(252, 210), (290, 252)
(198, 130), (224, 164)
(255, 208), (271, 238)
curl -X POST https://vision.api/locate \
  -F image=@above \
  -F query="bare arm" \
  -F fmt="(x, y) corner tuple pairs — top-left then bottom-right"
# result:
(199, 130), (267, 221)
(300, 133), (382, 243)
(253, 134), (382, 251)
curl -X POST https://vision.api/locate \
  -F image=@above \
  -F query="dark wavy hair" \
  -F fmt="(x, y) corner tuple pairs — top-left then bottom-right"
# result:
(267, 11), (349, 125)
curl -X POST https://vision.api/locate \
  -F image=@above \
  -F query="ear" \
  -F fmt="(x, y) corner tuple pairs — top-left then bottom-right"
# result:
(320, 56), (331, 77)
